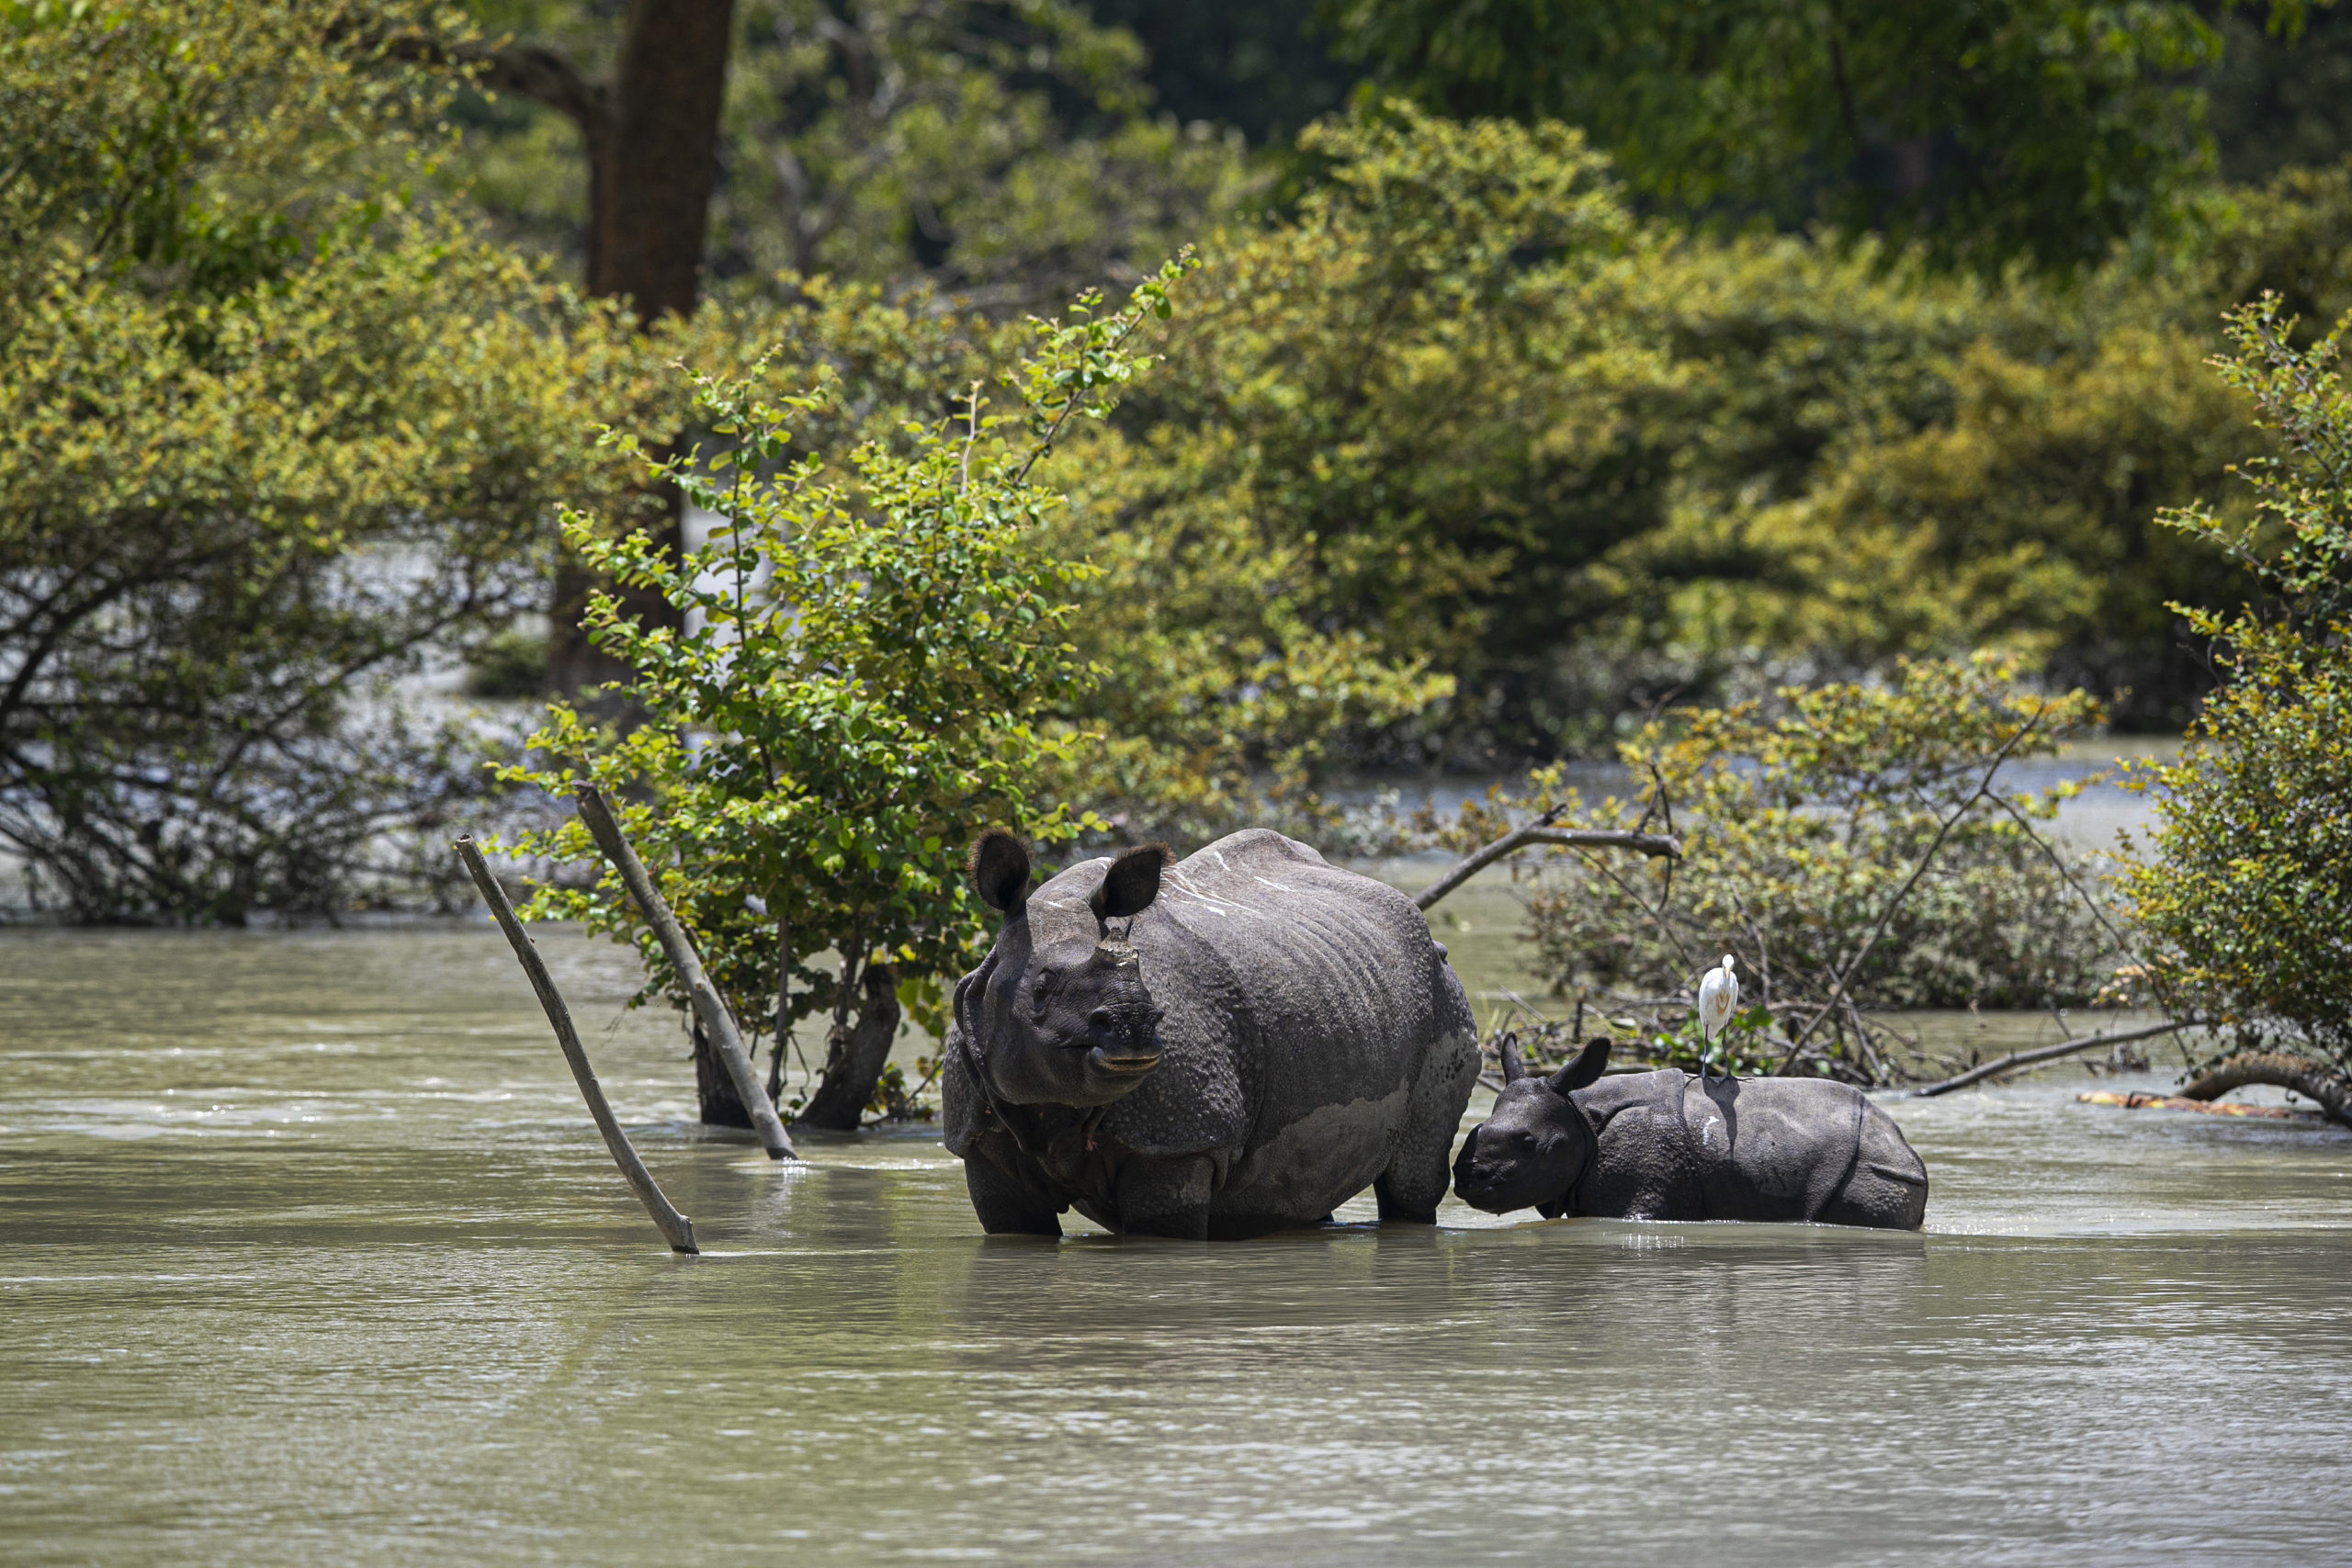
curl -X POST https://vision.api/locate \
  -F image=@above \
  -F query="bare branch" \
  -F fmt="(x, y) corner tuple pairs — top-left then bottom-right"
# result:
(1909, 1017), (2199, 1098)
(573, 784), (797, 1160)
(1416, 818), (1682, 912)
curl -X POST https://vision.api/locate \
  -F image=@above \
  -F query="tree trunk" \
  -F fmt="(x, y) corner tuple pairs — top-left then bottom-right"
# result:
(2181, 1051), (2352, 1128)
(491, 0), (735, 695)
(692, 1016), (755, 1130)
(795, 963), (901, 1130)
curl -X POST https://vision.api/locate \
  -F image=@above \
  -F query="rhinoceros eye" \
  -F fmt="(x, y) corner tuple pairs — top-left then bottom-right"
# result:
(1029, 972), (1061, 1021)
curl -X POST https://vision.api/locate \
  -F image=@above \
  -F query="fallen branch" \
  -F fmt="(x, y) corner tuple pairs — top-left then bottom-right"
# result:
(1417, 818), (1681, 912)
(2181, 1051), (2352, 1128)
(1909, 1017), (2197, 1098)
(2079, 1090), (2326, 1122)
(455, 835), (698, 1255)
(574, 784), (797, 1161)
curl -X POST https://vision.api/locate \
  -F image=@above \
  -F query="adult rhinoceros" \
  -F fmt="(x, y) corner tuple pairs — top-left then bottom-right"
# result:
(942, 829), (1479, 1239)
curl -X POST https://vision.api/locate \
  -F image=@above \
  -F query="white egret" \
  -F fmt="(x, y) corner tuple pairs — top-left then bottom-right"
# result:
(1697, 953), (1739, 1081)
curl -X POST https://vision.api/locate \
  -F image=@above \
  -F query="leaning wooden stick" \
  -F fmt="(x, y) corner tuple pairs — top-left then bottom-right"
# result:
(573, 784), (797, 1160)
(454, 834), (698, 1255)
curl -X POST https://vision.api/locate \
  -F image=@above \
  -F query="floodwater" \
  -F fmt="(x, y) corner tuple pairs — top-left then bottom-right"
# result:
(5, 922), (2350, 1566)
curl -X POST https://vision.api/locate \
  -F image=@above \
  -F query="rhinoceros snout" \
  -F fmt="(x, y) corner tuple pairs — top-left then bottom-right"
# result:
(1088, 1043), (1162, 1076)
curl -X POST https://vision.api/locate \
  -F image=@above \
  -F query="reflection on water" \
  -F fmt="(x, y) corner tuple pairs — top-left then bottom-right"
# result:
(5, 925), (2350, 1565)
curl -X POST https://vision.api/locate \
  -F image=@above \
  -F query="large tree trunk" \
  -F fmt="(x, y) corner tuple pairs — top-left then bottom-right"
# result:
(477, 0), (736, 694)
(795, 963), (902, 1131)
(693, 1016), (755, 1130)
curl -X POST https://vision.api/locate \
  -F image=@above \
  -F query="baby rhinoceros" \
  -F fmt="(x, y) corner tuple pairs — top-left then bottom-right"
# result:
(944, 828), (1480, 1240)
(1453, 1036), (1928, 1229)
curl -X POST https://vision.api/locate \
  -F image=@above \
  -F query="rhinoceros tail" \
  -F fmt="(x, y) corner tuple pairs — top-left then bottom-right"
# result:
(1817, 1099), (1930, 1231)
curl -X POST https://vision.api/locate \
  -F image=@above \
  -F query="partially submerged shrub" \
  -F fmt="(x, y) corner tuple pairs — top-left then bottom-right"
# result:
(0, 2), (685, 922)
(1435, 655), (2121, 1084)
(502, 264), (1190, 1128)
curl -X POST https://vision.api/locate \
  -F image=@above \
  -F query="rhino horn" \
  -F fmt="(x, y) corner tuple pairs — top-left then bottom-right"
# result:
(1498, 1031), (1526, 1083)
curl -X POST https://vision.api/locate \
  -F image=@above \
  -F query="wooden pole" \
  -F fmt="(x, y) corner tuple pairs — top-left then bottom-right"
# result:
(454, 835), (699, 1255)
(572, 784), (797, 1160)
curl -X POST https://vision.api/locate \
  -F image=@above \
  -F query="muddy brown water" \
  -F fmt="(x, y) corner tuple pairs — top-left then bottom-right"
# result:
(5, 917), (2350, 1566)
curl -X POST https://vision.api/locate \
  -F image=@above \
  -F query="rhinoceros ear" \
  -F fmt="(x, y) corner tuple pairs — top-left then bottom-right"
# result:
(1549, 1036), (1611, 1096)
(1091, 841), (1170, 922)
(969, 829), (1033, 914)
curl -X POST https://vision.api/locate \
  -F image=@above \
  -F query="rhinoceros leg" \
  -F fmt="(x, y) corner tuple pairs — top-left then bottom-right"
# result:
(1115, 1156), (1214, 1239)
(1815, 1102), (1929, 1231)
(1378, 990), (1480, 1224)
(963, 1145), (1064, 1237)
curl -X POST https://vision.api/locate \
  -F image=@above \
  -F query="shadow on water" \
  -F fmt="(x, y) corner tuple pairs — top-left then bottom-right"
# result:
(3, 925), (2349, 1565)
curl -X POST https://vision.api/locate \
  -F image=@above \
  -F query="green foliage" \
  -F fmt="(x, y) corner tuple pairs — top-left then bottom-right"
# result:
(1064, 105), (2352, 767)
(1438, 656), (2119, 1084)
(1087, 0), (1361, 146)
(2207, 0), (2352, 184)
(500, 262), (1192, 1116)
(0, 0), (685, 920)
(1054, 104), (1635, 817)
(1604, 254), (2253, 723)
(2123, 295), (2352, 1077)
(450, 0), (1263, 310)
(1319, 0), (2298, 276)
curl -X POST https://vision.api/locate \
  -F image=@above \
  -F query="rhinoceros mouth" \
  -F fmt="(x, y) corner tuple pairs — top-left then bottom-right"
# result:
(1087, 1045), (1161, 1076)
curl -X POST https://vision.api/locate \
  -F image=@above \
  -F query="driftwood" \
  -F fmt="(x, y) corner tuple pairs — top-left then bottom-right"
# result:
(2078, 1090), (2326, 1122)
(2181, 1051), (2352, 1128)
(573, 784), (797, 1161)
(455, 835), (699, 1254)
(1416, 819), (1680, 913)
(1909, 1017), (2197, 1098)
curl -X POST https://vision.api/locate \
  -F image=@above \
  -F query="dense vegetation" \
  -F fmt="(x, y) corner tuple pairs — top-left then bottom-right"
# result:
(1433, 655), (2120, 1084)
(0, 1), (695, 920)
(6, 0), (2352, 1116)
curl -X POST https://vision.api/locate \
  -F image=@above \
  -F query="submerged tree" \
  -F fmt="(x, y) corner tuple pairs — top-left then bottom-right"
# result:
(503, 261), (1191, 1129)
(1430, 654), (2116, 1085)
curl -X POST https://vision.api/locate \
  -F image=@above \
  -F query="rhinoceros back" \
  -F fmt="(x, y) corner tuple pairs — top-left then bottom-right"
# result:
(1115, 830), (1475, 1217)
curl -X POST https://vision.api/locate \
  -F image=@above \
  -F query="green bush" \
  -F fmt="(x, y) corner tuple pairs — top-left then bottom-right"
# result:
(1435, 656), (2120, 1084)
(1057, 107), (2352, 773)
(501, 264), (1190, 1126)
(2123, 296), (2352, 1081)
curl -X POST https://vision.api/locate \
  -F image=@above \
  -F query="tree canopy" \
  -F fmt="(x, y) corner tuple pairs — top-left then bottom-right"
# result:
(0, 0), (684, 919)
(1320, 0), (2326, 274)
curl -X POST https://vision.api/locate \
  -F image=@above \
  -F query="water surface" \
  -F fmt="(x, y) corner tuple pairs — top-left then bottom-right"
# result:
(4, 925), (2348, 1565)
